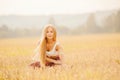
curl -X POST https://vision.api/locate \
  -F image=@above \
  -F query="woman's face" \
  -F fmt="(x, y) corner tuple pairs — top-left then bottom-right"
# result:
(46, 27), (54, 40)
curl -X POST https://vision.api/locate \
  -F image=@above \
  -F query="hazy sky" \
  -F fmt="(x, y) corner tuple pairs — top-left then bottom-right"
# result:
(0, 0), (120, 15)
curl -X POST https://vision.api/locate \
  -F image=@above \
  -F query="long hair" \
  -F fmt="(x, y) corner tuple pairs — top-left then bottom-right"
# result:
(39, 24), (57, 66)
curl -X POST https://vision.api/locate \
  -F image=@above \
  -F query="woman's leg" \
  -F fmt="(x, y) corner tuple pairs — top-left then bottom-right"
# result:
(30, 56), (61, 69)
(29, 61), (40, 69)
(30, 61), (55, 68)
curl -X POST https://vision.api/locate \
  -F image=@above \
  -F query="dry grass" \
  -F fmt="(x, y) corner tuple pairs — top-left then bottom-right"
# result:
(0, 33), (120, 80)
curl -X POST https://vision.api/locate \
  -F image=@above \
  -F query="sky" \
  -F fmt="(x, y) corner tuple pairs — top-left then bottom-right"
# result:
(0, 0), (120, 15)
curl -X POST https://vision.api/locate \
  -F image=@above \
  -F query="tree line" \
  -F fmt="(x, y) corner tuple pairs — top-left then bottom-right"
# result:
(0, 10), (120, 38)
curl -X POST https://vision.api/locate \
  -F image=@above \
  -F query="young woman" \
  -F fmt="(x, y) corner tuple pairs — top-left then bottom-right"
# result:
(30, 24), (64, 68)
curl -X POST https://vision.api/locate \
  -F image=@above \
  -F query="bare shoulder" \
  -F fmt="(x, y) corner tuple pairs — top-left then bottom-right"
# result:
(55, 42), (63, 51)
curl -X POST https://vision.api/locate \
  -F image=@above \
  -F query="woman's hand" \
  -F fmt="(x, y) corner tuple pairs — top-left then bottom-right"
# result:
(53, 60), (62, 65)
(46, 57), (62, 65)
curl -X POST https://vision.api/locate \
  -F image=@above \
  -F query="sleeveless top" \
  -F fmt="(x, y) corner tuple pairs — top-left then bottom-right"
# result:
(32, 41), (60, 61)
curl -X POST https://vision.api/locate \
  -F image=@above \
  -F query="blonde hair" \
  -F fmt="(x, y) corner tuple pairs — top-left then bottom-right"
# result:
(39, 24), (57, 66)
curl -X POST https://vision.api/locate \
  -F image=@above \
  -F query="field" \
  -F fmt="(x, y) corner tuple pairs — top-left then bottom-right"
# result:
(0, 33), (120, 80)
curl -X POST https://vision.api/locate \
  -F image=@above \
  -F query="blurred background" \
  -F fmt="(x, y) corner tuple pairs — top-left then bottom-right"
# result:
(0, 1), (120, 79)
(0, 0), (120, 38)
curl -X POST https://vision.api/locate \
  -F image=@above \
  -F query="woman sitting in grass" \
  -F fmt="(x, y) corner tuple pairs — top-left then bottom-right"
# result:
(30, 24), (64, 69)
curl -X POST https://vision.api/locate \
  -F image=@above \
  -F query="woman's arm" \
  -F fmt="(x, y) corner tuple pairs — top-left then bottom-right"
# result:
(53, 44), (64, 64)
(46, 44), (64, 65)
(46, 52), (59, 57)
(46, 57), (62, 65)
(58, 44), (64, 64)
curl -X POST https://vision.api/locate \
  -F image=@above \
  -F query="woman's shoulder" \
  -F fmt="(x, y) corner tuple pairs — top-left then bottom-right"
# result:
(55, 41), (62, 47)
(55, 41), (63, 50)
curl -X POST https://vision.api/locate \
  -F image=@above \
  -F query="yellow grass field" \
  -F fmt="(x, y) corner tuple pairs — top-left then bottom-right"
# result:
(0, 33), (120, 80)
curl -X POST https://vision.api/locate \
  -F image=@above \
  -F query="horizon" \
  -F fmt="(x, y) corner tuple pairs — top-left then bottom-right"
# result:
(0, 9), (119, 30)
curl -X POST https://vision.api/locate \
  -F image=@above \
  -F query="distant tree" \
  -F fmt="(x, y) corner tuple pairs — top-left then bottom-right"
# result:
(85, 13), (99, 33)
(115, 10), (120, 32)
(56, 25), (70, 35)
(74, 13), (99, 34)
(103, 11), (120, 33)
(0, 25), (9, 31)
(0, 25), (10, 38)
(48, 16), (56, 26)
